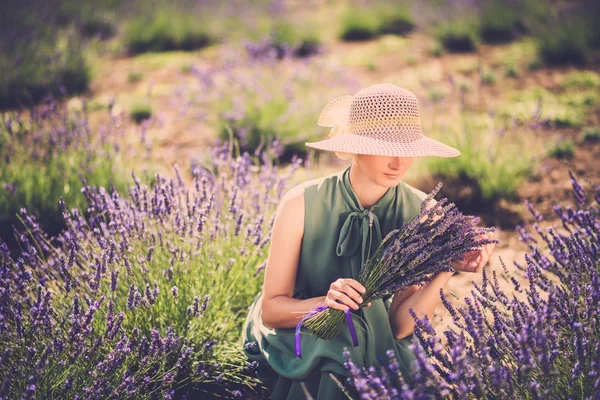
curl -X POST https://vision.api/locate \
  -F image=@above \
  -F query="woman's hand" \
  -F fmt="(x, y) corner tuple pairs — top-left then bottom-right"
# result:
(450, 232), (497, 273)
(324, 278), (371, 311)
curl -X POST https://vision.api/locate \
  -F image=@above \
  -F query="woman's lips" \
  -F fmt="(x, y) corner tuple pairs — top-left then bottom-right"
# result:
(384, 173), (400, 179)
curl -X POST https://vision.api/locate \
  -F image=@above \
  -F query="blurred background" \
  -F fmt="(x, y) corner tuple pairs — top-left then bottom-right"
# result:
(1, 0), (599, 249)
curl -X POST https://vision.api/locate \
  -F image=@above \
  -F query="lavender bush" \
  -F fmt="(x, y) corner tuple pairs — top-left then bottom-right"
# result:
(343, 172), (600, 399)
(0, 99), (131, 250)
(0, 141), (303, 398)
(244, 21), (323, 60)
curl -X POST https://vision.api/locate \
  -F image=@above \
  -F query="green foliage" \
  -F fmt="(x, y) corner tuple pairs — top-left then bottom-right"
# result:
(180, 63), (193, 74)
(458, 80), (471, 94)
(77, 14), (116, 39)
(376, 3), (415, 36)
(500, 88), (590, 129)
(480, 68), (496, 85)
(430, 43), (444, 57)
(217, 95), (310, 162)
(270, 21), (322, 57)
(504, 64), (519, 78)
(124, 10), (214, 54)
(365, 60), (378, 71)
(527, 58), (543, 71)
(479, 0), (520, 43)
(436, 20), (479, 53)
(339, 7), (380, 41)
(581, 126), (600, 143)
(0, 109), (129, 241)
(0, 38), (90, 110)
(130, 102), (153, 123)
(427, 87), (445, 103)
(547, 139), (575, 159)
(127, 71), (144, 83)
(534, 16), (590, 66)
(339, 2), (415, 42)
(425, 112), (535, 202)
(560, 71), (600, 90)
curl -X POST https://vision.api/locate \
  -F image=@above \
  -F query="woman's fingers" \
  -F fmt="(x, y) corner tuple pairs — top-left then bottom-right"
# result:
(326, 297), (347, 311)
(341, 278), (366, 295)
(331, 279), (365, 307)
(327, 298), (348, 311)
(328, 289), (360, 310)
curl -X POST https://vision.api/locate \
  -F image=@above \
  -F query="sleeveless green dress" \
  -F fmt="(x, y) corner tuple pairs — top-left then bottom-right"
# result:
(242, 165), (427, 399)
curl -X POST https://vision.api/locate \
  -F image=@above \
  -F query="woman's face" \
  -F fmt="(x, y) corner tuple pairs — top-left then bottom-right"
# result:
(354, 154), (414, 187)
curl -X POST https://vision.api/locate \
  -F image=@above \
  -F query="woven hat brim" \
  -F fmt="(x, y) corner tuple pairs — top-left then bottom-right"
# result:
(318, 95), (352, 127)
(305, 134), (461, 158)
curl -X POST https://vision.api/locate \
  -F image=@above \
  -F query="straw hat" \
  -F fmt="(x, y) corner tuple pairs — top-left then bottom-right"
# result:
(305, 83), (460, 158)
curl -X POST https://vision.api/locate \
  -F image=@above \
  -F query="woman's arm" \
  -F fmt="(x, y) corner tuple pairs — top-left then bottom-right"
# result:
(389, 236), (496, 339)
(388, 271), (454, 340)
(260, 184), (327, 329)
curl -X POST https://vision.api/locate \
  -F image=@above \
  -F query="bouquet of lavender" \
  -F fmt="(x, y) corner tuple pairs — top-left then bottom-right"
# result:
(299, 182), (498, 342)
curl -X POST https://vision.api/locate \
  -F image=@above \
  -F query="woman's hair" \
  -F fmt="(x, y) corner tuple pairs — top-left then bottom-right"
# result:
(334, 151), (358, 161)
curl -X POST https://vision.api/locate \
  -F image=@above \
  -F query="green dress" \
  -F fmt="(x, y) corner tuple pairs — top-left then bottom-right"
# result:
(242, 165), (427, 400)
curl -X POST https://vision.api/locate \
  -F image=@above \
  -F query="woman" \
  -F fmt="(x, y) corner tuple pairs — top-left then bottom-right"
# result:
(242, 83), (496, 399)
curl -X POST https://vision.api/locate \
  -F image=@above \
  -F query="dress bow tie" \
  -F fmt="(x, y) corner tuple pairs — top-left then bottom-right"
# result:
(336, 209), (382, 268)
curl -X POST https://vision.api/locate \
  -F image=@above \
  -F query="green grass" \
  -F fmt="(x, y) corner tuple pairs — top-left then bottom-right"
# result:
(77, 14), (116, 40)
(435, 19), (480, 53)
(124, 10), (214, 54)
(504, 64), (519, 78)
(180, 63), (193, 74)
(479, 0), (520, 43)
(217, 95), (310, 162)
(130, 102), (153, 123)
(365, 60), (378, 71)
(339, 6), (380, 41)
(560, 71), (600, 90)
(527, 58), (543, 71)
(269, 21), (323, 57)
(480, 67), (496, 85)
(548, 139), (575, 159)
(534, 16), (590, 66)
(430, 43), (443, 57)
(499, 88), (590, 129)
(427, 87), (445, 103)
(339, 2), (415, 42)
(376, 3), (415, 36)
(424, 112), (536, 202)
(581, 127), (600, 143)
(127, 71), (144, 83)
(0, 37), (90, 110)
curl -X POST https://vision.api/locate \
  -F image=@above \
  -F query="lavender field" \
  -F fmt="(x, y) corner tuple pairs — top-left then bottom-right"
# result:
(1, 0), (600, 398)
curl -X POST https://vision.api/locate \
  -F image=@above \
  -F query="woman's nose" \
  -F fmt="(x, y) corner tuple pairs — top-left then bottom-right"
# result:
(389, 157), (403, 169)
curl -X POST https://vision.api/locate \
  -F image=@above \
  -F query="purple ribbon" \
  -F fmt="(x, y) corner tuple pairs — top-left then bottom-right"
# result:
(295, 305), (359, 358)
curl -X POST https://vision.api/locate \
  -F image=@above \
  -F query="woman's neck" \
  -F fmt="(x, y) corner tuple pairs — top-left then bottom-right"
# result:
(348, 164), (390, 209)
